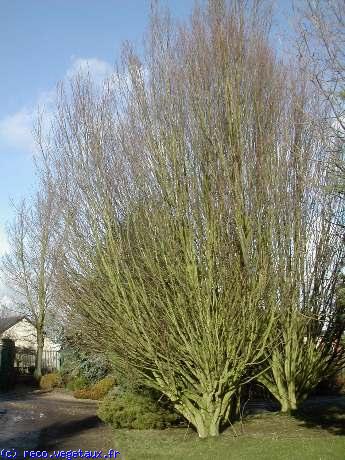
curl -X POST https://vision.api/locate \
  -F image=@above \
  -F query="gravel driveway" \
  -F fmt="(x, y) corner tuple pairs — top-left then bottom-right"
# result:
(0, 388), (115, 458)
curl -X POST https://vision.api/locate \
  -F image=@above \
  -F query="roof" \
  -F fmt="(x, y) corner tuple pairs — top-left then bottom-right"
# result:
(0, 315), (26, 334)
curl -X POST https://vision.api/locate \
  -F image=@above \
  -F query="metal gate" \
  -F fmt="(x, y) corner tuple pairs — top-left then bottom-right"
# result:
(14, 347), (60, 374)
(0, 338), (15, 390)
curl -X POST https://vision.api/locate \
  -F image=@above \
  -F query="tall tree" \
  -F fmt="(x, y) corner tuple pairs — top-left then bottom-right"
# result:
(44, 0), (282, 437)
(298, 0), (345, 204)
(40, 0), (344, 435)
(257, 114), (345, 411)
(258, 0), (345, 412)
(1, 184), (61, 380)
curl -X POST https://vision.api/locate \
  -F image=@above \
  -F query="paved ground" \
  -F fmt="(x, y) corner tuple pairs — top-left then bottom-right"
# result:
(0, 387), (115, 458)
(1, 387), (344, 459)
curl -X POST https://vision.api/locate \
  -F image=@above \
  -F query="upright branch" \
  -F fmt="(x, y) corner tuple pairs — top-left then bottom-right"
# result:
(40, 0), (326, 437)
(297, 0), (345, 203)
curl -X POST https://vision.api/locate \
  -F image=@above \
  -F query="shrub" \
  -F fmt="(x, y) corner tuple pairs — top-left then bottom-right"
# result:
(313, 372), (345, 396)
(73, 376), (115, 400)
(66, 375), (89, 391)
(60, 348), (110, 385)
(97, 391), (179, 429)
(40, 372), (63, 390)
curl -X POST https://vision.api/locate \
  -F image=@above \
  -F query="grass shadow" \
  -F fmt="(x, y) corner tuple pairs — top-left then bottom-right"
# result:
(38, 415), (103, 451)
(294, 397), (345, 436)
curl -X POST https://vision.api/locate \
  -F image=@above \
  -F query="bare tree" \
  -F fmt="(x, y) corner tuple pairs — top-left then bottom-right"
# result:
(0, 305), (13, 320)
(43, 0), (282, 437)
(1, 183), (61, 380)
(257, 99), (345, 411)
(37, 0), (344, 434)
(297, 0), (345, 202)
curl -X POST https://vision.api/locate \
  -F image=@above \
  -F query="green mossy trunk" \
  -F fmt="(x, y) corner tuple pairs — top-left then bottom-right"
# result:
(259, 373), (299, 414)
(278, 381), (298, 413)
(193, 413), (221, 438)
(176, 391), (234, 438)
(280, 393), (298, 413)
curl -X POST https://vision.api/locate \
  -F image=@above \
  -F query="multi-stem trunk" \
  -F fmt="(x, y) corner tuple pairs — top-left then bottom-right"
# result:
(258, 346), (303, 413)
(174, 389), (235, 438)
(258, 376), (298, 413)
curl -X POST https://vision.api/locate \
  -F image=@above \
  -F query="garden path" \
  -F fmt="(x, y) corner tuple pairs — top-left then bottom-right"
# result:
(0, 387), (115, 459)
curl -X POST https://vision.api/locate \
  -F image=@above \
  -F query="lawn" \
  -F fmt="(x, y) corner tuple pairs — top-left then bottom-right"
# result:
(113, 398), (345, 460)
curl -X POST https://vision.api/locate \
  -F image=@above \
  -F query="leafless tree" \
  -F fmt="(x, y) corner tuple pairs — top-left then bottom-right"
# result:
(297, 0), (345, 202)
(38, 0), (344, 434)
(1, 180), (61, 380)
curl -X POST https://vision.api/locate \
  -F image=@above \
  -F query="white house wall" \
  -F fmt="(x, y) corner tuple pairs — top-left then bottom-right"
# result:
(2, 318), (60, 351)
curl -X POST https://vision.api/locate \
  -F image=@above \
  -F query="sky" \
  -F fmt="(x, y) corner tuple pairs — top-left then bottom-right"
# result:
(0, 0), (292, 305)
(0, 0), (196, 270)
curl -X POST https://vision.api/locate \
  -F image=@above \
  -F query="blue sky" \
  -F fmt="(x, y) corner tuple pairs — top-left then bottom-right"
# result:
(0, 0), (292, 303)
(0, 1), (198, 256)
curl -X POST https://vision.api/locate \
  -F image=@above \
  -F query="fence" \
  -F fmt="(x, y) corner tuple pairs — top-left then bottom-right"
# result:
(0, 339), (15, 390)
(14, 347), (60, 374)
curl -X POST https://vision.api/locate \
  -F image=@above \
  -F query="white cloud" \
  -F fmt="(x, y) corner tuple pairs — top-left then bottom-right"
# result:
(0, 57), (113, 155)
(66, 57), (113, 85)
(0, 108), (36, 154)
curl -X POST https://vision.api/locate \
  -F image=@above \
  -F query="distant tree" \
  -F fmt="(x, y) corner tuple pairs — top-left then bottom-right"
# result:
(298, 0), (345, 204)
(0, 305), (12, 320)
(1, 183), (61, 380)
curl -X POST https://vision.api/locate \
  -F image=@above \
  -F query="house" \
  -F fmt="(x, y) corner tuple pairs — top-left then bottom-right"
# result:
(0, 315), (60, 372)
(0, 315), (60, 352)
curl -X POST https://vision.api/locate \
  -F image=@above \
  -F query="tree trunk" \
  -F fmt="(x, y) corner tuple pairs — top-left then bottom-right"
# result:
(280, 395), (297, 413)
(176, 390), (234, 438)
(194, 415), (221, 438)
(258, 373), (298, 414)
(34, 330), (44, 381)
(277, 383), (298, 413)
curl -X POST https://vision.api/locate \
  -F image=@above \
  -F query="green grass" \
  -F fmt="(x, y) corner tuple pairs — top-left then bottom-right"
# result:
(112, 402), (345, 460)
